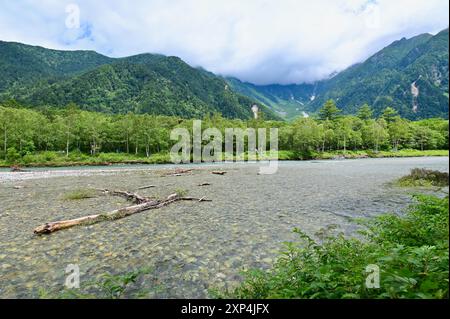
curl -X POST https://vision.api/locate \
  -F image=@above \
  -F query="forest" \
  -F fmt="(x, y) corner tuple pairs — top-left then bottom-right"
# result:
(0, 99), (448, 166)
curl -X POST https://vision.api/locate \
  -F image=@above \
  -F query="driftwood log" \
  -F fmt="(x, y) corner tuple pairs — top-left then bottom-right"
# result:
(10, 165), (26, 172)
(34, 190), (210, 235)
(198, 182), (211, 186)
(137, 185), (156, 190)
(164, 168), (193, 176)
(211, 171), (226, 175)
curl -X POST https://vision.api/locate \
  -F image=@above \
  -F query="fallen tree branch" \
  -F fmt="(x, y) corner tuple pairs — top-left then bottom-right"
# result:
(34, 193), (210, 235)
(211, 171), (226, 175)
(137, 185), (156, 190)
(198, 182), (211, 186)
(164, 168), (193, 176)
(98, 189), (147, 204)
(179, 196), (212, 202)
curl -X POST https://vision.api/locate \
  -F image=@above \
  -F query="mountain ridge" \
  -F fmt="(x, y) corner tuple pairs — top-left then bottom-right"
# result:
(228, 28), (449, 120)
(0, 41), (279, 120)
(1, 28), (448, 120)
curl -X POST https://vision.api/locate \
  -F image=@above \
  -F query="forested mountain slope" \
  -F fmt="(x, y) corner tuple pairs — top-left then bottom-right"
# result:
(0, 41), (278, 120)
(228, 29), (449, 120)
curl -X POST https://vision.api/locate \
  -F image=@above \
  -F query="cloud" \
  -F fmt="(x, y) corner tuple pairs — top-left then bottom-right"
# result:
(0, 0), (448, 84)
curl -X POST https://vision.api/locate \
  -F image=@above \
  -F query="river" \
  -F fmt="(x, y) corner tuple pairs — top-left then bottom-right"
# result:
(0, 157), (448, 298)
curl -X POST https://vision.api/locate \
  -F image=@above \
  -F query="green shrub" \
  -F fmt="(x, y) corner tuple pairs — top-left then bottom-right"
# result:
(220, 195), (449, 299)
(42, 151), (58, 162)
(396, 168), (449, 187)
(39, 267), (153, 299)
(6, 147), (20, 162)
(68, 151), (89, 161)
(19, 141), (35, 157)
(63, 188), (98, 200)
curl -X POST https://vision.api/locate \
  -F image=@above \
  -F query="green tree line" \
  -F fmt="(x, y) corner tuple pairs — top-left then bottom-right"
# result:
(0, 100), (448, 163)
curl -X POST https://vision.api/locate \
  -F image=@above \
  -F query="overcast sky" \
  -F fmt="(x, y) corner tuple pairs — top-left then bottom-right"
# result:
(0, 0), (448, 84)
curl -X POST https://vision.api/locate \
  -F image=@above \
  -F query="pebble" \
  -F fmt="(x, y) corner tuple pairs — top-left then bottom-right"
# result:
(216, 272), (227, 279)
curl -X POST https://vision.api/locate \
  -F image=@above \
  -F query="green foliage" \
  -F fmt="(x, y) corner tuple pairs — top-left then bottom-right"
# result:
(381, 107), (399, 123)
(396, 168), (449, 187)
(174, 188), (188, 197)
(96, 269), (148, 299)
(357, 104), (374, 121)
(3, 30), (448, 122)
(39, 267), (153, 299)
(0, 103), (447, 166)
(0, 41), (279, 121)
(63, 188), (98, 200)
(220, 195), (449, 299)
(318, 99), (341, 121)
(6, 147), (20, 162)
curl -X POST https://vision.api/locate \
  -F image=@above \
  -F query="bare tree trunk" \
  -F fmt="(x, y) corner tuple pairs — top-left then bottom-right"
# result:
(3, 127), (7, 160)
(66, 133), (70, 157)
(126, 133), (129, 154)
(393, 140), (398, 152)
(91, 137), (97, 156)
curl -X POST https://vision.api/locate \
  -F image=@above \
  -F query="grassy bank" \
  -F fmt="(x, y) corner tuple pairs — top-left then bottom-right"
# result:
(218, 194), (449, 299)
(0, 151), (172, 168)
(277, 149), (449, 160)
(0, 149), (448, 168)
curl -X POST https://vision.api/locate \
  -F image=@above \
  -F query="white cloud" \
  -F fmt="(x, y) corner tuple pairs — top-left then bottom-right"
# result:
(0, 0), (448, 84)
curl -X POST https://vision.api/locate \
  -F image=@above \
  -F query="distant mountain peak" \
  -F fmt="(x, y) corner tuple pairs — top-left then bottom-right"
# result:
(227, 28), (449, 120)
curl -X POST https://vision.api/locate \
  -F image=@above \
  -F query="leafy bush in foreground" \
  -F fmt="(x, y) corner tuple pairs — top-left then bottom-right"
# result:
(221, 195), (449, 299)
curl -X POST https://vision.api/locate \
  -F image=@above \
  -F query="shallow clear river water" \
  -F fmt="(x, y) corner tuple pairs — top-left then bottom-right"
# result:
(0, 157), (448, 298)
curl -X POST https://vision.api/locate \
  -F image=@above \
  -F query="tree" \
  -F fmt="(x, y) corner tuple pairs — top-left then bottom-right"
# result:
(80, 112), (109, 156)
(388, 117), (411, 151)
(318, 120), (335, 152)
(0, 106), (17, 160)
(318, 100), (341, 121)
(58, 103), (80, 156)
(279, 126), (294, 150)
(335, 118), (353, 152)
(34, 113), (54, 151)
(357, 104), (373, 121)
(292, 118), (322, 153)
(0, 100), (446, 163)
(361, 119), (389, 152)
(381, 107), (398, 124)
(412, 125), (442, 151)
(116, 113), (135, 154)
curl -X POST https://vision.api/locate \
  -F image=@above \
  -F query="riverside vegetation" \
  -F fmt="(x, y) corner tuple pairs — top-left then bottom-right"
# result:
(218, 194), (449, 299)
(0, 100), (448, 167)
(396, 168), (449, 187)
(216, 170), (449, 299)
